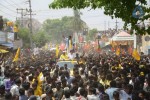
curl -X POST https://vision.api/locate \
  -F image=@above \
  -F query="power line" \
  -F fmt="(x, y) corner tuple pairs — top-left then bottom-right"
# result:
(0, 10), (16, 18)
(16, 8), (27, 27)
(0, 2), (16, 13)
(8, 0), (23, 8)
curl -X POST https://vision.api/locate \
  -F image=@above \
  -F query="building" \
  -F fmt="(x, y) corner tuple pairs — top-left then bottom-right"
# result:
(141, 34), (150, 55)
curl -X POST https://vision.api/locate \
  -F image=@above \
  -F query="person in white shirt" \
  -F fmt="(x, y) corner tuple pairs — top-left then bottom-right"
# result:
(68, 50), (75, 60)
(120, 84), (133, 100)
(10, 78), (21, 96)
(105, 81), (118, 100)
(87, 87), (100, 100)
(63, 90), (72, 100)
(77, 88), (87, 100)
(70, 88), (77, 100)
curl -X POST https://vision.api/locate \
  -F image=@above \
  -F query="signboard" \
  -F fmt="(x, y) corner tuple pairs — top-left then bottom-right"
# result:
(7, 32), (14, 42)
(0, 31), (7, 43)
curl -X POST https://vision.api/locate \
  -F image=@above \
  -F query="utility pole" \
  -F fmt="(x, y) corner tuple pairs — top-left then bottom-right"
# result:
(27, 0), (33, 49)
(16, 8), (27, 27)
(104, 21), (106, 34)
(115, 19), (119, 31)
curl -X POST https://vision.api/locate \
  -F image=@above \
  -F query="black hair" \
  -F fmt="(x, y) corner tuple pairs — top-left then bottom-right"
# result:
(46, 88), (53, 94)
(89, 87), (96, 95)
(28, 88), (34, 95)
(98, 83), (104, 92)
(64, 90), (70, 98)
(70, 88), (75, 96)
(79, 88), (87, 97)
(22, 82), (30, 90)
(5, 92), (12, 100)
(61, 78), (67, 83)
(15, 78), (21, 85)
(28, 76), (33, 81)
(110, 80), (116, 87)
(19, 88), (25, 95)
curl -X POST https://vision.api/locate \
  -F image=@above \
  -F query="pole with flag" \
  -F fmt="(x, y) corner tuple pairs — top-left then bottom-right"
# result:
(13, 48), (20, 62)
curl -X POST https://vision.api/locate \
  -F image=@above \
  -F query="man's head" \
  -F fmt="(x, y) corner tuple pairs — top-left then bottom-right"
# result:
(15, 78), (21, 86)
(27, 88), (34, 97)
(110, 80), (116, 88)
(46, 88), (53, 97)
(64, 90), (70, 98)
(19, 88), (25, 96)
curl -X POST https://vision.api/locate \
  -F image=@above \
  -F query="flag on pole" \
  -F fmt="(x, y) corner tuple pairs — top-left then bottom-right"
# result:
(56, 45), (59, 58)
(13, 48), (20, 62)
(132, 49), (140, 60)
(116, 47), (120, 56)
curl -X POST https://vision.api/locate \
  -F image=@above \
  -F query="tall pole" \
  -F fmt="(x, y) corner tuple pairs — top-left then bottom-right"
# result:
(115, 19), (119, 31)
(16, 8), (26, 27)
(28, 0), (33, 49)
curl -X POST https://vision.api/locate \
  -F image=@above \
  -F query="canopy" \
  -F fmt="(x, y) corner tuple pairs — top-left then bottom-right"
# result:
(111, 31), (134, 41)
(0, 49), (9, 53)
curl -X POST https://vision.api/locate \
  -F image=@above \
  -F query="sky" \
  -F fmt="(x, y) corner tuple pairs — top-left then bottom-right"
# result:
(0, 0), (125, 30)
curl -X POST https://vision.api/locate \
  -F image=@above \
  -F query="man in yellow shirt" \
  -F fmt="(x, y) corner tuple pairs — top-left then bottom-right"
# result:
(59, 51), (68, 60)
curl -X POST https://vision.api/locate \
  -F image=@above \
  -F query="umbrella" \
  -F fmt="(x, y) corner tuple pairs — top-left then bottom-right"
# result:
(0, 49), (9, 53)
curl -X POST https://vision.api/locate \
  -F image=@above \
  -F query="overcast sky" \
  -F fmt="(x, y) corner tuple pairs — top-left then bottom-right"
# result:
(0, 0), (125, 30)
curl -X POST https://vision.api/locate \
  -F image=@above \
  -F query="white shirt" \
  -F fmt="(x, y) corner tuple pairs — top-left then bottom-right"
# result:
(70, 96), (77, 100)
(105, 87), (118, 100)
(87, 94), (100, 100)
(120, 90), (132, 100)
(68, 53), (75, 60)
(10, 84), (20, 96)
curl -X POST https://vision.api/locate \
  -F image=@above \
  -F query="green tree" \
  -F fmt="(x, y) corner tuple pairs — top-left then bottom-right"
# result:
(49, 0), (150, 35)
(87, 28), (98, 40)
(73, 10), (83, 32)
(32, 30), (49, 48)
(42, 16), (87, 43)
(18, 28), (30, 48)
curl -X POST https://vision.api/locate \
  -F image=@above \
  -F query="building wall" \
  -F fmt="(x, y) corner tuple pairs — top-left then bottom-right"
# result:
(141, 35), (150, 55)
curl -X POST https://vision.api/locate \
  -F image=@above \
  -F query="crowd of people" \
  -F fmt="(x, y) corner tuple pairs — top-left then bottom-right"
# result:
(0, 49), (150, 100)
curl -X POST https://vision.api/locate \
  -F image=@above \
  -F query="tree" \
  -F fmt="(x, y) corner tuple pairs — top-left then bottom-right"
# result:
(32, 30), (49, 48)
(73, 9), (84, 32)
(87, 28), (98, 40)
(42, 16), (87, 43)
(18, 28), (31, 48)
(49, 0), (150, 35)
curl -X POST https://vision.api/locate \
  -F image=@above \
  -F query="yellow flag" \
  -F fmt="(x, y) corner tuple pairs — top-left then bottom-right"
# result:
(56, 45), (59, 58)
(0, 49), (9, 53)
(13, 48), (20, 62)
(116, 48), (120, 55)
(132, 49), (140, 60)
